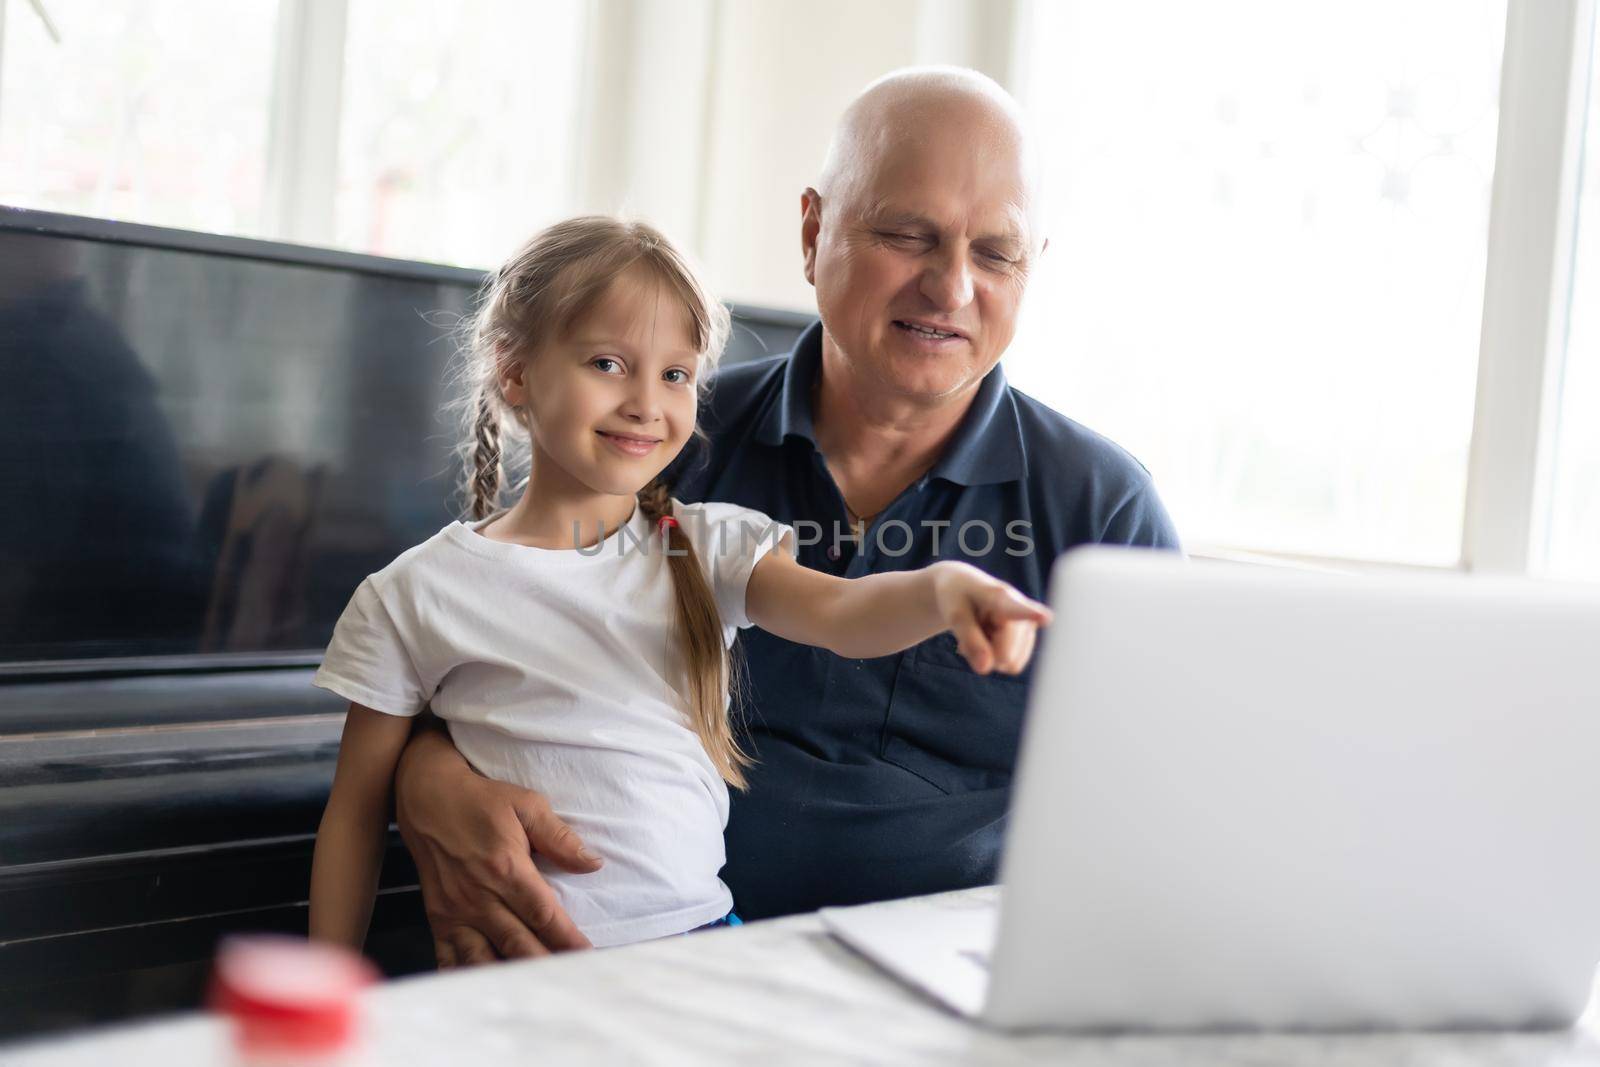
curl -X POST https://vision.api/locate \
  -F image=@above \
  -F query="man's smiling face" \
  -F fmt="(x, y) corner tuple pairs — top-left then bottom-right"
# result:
(802, 83), (1043, 405)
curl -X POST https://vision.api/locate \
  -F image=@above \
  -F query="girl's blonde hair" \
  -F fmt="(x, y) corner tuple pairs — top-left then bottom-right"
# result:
(450, 215), (751, 787)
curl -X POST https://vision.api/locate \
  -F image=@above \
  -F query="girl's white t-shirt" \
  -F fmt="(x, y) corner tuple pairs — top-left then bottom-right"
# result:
(312, 499), (792, 946)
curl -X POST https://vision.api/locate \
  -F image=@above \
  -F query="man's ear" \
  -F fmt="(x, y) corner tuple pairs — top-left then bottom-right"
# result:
(800, 187), (823, 288)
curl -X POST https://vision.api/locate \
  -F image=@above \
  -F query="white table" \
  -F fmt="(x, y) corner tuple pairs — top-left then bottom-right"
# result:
(7, 888), (1600, 1066)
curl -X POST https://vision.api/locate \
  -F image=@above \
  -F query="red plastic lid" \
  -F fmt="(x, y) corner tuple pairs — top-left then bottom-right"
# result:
(210, 936), (378, 1054)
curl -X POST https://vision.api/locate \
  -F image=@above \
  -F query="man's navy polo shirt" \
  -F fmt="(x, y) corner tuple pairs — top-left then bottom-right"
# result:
(668, 321), (1180, 919)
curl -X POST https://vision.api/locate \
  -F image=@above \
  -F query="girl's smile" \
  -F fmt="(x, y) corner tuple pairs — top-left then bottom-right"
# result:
(596, 429), (666, 458)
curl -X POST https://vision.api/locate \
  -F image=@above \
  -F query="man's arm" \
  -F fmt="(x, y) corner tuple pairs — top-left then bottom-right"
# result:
(1101, 477), (1183, 551)
(392, 712), (603, 965)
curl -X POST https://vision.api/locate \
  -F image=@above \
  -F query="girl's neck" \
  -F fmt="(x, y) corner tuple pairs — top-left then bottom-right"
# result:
(481, 459), (638, 551)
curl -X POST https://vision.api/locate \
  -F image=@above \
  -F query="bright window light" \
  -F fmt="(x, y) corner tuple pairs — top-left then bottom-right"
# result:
(1544, 23), (1600, 582)
(1012, 0), (1507, 564)
(0, 0), (278, 236)
(334, 0), (586, 269)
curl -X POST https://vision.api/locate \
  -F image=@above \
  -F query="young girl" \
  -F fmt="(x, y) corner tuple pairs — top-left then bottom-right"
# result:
(308, 216), (1050, 950)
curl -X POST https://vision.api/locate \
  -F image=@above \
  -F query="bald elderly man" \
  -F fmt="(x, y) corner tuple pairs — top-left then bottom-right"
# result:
(392, 67), (1179, 964)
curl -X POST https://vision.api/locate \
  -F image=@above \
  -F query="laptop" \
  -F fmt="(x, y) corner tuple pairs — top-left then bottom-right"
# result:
(821, 546), (1600, 1032)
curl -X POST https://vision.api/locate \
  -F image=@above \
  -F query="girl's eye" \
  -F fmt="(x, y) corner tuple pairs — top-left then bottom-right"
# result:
(591, 357), (623, 375)
(663, 368), (692, 385)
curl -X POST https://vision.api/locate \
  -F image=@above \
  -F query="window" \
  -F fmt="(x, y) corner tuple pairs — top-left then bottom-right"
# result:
(1544, 22), (1600, 581)
(0, 0), (279, 237)
(0, 0), (587, 268)
(335, 0), (586, 268)
(1012, 0), (1507, 565)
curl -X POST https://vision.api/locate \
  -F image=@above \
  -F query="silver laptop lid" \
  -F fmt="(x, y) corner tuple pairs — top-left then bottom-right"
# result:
(989, 547), (1600, 1031)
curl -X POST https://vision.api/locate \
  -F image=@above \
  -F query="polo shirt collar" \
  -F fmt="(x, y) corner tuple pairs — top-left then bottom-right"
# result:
(754, 319), (1027, 487)
(753, 320), (824, 448)
(928, 356), (1028, 487)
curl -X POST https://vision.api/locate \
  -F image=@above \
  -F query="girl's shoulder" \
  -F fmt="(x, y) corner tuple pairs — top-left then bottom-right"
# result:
(671, 498), (770, 525)
(670, 498), (785, 534)
(669, 499), (790, 559)
(361, 521), (478, 599)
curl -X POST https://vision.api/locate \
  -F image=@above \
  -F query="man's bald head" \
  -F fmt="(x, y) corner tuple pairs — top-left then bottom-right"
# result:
(816, 66), (1041, 241)
(799, 66), (1046, 407)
